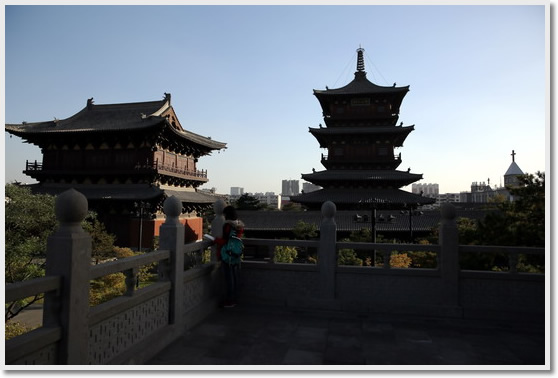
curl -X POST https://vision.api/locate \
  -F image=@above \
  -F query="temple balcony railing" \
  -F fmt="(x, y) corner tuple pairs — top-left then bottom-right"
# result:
(150, 160), (208, 182)
(22, 159), (208, 183)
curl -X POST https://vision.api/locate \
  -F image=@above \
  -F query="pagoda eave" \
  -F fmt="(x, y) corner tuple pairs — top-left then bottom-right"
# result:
(291, 188), (435, 210)
(309, 125), (414, 147)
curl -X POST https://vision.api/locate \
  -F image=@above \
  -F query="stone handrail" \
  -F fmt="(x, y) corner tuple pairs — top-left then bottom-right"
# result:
(5, 195), (545, 365)
(5, 276), (62, 303)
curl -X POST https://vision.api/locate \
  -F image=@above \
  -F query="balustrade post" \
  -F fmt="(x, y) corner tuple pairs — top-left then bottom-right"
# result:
(318, 201), (337, 299)
(43, 189), (91, 364)
(439, 203), (460, 307)
(160, 196), (185, 327)
(210, 199), (225, 263)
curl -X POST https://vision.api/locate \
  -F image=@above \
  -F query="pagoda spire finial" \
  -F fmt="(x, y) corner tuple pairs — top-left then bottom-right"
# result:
(356, 47), (365, 73)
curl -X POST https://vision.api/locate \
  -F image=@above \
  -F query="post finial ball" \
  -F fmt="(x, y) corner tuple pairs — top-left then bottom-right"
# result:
(321, 201), (336, 218)
(163, 196), (182, 218)
(213, 199), (225, 216)
(440, 203), (456, 220)
(55, 188), (88, 224)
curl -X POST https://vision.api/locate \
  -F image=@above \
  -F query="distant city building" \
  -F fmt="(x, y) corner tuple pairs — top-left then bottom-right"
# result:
(459, 150), (526, 203)
(435, 193), (460, 207)
(230, 187), (244, 196)
(281, 180), (300, 196)
(504, 150), (524, 188)
(412, 183), (439, 197)
(199, 187), (217, 194)
(302, 182), (321, 193)
(254, 192), (282, 209)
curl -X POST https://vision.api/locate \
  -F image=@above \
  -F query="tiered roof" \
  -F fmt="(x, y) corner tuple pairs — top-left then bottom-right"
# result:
(5, 93), (226, 154)
(292, 48), (434, 210)
(309, 125), (414, 147)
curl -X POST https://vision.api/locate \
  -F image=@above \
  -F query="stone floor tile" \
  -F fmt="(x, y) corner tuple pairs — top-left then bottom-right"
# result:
(282, 348), (324, 365)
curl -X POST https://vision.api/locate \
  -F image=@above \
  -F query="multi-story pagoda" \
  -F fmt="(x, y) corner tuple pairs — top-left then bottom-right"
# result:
(6, 93), (226, 248)
(292, 48), (434, 211)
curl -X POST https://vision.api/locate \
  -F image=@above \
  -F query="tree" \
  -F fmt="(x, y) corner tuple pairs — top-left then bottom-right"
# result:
(5, 184), (57, 320)
(5, 184), (122, 320)
(456, 172), (545, 272)
(234, 193), (264, 210)
(476, 171), (545, 247)
(83, 212), (117, 264)
(282, 202), (303, 211)
(5, 184), (57, 284)
(292, 220), (318, 240)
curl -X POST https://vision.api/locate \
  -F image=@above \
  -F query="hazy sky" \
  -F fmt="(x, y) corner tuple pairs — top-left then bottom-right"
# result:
(3, 3), (547, 195)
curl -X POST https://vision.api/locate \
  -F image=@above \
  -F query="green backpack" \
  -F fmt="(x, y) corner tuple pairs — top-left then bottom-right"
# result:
(221, 228), (244, 264)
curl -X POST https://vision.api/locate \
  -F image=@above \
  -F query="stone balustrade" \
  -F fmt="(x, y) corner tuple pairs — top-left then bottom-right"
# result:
(5, 190), (545, 365)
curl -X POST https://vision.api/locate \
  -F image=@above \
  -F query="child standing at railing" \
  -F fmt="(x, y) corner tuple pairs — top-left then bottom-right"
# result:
(214, 206), (244, 308)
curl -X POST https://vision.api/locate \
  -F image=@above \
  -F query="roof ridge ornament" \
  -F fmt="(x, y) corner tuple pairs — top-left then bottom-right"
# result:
(87, 97), (94, 110)
(356, 47), (366, 73)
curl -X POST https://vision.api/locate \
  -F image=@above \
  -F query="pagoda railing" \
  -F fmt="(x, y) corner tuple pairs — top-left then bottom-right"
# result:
(321, 153), (401, 163)
(25, 160), (43, 171)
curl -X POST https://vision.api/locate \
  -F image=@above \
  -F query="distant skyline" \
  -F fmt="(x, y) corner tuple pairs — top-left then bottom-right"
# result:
(4, 3), (548, 195)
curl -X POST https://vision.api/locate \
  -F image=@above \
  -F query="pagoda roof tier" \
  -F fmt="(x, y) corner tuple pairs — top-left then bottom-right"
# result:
(5, 94), (226, 152)
(309, 125), (414, 148)
(313, 71), (409, 115)
(301, 169), (424, 187)
(290, 188), (435, 210)
(314, 72), (409, 97)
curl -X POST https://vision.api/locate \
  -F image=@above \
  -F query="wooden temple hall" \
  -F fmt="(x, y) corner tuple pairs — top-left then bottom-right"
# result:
(6, 93), (226, 249)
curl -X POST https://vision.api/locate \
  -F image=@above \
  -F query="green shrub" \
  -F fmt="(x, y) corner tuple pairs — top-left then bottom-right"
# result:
(273, 246), (298, 263)
(338, 249), (363, 266)
(5, 321), (37, 340)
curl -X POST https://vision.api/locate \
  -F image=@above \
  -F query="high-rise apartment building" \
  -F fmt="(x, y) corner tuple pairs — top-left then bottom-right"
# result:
(230, 187), (244, 196)
(412, 183), (439, 197)
(302, 182), (321, 193)
(281, 180), (300, 196)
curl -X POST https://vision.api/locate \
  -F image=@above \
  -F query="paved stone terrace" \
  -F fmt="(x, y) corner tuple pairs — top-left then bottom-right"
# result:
(147, 304), (546, 367)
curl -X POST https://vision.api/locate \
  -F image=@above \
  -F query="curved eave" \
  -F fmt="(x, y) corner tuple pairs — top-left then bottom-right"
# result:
(291, 188), (435, 209)
(301, 170), (424, 187)
(309, 125), (414, 147)
(165, 121), (226, 152)
(313, 72), (410, 96)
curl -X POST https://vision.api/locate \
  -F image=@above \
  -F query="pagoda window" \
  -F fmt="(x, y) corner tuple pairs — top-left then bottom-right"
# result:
(378, 146), (388, 156)
(351, 98), (370, 106)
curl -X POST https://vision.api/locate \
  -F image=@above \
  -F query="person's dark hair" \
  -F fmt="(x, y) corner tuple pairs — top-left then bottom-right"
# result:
(223, 205), (238, 221)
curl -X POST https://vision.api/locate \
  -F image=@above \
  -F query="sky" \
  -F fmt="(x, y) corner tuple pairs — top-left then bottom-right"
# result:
(3, 2), (548, 196)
